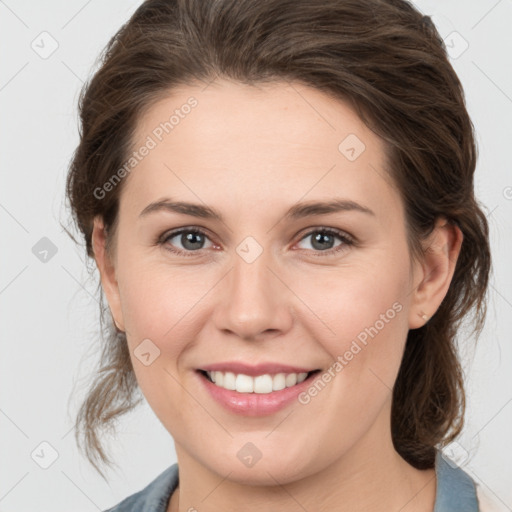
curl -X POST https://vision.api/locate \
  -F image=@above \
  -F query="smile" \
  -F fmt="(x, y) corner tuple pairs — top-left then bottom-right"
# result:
(197, 368), (322, 416)
(202, 370), (319, 394)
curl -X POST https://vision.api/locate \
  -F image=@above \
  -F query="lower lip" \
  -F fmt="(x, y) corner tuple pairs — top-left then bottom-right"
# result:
(197, 370), (320, 416)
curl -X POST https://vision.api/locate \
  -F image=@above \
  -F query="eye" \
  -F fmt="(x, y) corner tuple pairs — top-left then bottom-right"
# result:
(158, 226), (354, 258)
(295, 227), (354, 255)
(159, 227), (215, 256)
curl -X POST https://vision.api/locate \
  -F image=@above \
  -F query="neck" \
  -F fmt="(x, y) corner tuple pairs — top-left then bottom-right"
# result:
(168, 410), (436, 512)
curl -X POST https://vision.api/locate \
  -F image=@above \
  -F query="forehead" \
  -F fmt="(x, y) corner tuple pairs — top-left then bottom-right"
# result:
(123, 79), (401, 224)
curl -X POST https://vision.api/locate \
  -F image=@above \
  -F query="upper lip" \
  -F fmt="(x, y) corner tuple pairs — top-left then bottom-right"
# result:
(199, 362), (319, 376)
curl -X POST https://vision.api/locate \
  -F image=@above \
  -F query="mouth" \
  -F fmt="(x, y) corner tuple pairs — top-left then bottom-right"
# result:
(196, 365), (324, 416)
(197, 369), (322, 394)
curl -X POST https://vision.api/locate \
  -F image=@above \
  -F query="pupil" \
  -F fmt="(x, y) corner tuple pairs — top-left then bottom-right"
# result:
(182, 232), (204, 250)
(312, 232), (333, 250)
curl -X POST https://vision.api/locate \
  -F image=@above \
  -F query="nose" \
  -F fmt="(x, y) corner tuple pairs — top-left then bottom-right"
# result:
(212, 245), (294, 341)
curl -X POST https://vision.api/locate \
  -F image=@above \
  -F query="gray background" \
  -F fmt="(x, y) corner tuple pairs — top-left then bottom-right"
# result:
(1, 0), (511, 510)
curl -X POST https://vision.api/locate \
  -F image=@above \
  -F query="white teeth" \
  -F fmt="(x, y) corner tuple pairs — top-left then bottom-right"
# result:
(223, 372), (236, 390)
(285, 373), (297, 387)
(273, 373), (286, 391)
(253, 374), (273, 394)
(236, 374), (254, 393)
(205, 370), (310, 393)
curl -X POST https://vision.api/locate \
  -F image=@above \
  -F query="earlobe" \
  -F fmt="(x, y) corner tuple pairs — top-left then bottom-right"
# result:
(91, 216), (125, 332)
(408, 218), (463, 329)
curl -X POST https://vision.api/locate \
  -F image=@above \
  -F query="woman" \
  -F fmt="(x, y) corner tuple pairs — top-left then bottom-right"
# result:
(65, 0), (494, 510)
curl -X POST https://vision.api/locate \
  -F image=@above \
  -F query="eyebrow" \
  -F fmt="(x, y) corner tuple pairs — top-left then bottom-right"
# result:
(138, 197), (375, 221)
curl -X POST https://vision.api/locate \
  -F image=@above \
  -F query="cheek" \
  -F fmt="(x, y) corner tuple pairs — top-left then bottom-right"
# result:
(118, 259), (215, 341)
(291, 255), (411, 393)
(295, 257), (410, 340)
(116, 266), (206, 421)
(288, 259), (410, 459)
(115, 261), (223, 408)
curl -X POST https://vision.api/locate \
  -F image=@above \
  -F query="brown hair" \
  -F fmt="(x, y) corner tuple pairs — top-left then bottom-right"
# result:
(65, 0), (491, 475)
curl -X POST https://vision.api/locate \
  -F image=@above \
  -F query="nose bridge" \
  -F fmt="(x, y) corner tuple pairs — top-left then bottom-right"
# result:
(233, 240), (272, 298)
(213, 236), (292, 339)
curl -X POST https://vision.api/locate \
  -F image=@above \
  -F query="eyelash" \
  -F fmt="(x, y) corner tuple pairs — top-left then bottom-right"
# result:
(157, 226), (355, 258)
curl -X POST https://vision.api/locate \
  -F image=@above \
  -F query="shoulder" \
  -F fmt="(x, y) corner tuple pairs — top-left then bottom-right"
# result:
(103, 463), (179, 512)
(435, 452), (478, 511)
(435, 452), (507, 512)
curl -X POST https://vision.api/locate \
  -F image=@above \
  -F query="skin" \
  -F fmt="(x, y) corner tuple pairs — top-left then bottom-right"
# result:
(92, 79), (462, 512)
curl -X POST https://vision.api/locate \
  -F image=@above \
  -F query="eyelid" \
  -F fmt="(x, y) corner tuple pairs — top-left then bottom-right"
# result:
(292, 226), (355, 256)
(158, 226), (213, 244)
(158, 226), (217, 257)
(295, 226), (354, 244)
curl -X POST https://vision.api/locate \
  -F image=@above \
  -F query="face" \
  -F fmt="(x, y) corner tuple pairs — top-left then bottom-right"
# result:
(96, 79), (431, 484)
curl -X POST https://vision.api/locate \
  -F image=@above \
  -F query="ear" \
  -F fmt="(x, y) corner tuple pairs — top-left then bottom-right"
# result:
(408, 217), (463, 329)
(91, 216), (125, 332)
